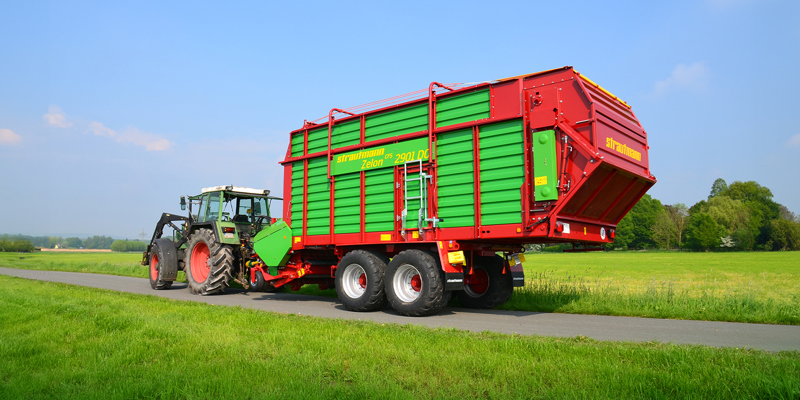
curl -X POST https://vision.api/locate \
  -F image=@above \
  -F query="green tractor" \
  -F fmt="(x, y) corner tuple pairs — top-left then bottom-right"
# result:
(142, 185), (283, 295)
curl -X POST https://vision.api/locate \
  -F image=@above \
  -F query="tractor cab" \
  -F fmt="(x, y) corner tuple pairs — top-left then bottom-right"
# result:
(186, 185), (281, 245)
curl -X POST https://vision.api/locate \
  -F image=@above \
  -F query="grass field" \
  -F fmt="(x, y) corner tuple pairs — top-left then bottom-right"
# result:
(502, 252), (800, 325)
(1, 250), (798, 324)
(1, 275), (797, 399)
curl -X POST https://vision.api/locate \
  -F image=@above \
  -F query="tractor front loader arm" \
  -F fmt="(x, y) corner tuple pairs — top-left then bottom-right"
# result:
(142, 213), (190, 265)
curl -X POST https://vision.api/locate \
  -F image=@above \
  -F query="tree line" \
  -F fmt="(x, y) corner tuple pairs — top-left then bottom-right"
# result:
(611, 179), (800, 251)
(0, 234), (147, 252)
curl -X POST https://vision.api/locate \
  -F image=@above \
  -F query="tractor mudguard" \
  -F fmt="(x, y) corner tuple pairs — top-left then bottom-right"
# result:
(153, 238), (179, 281)
(253, 220), (292, 267)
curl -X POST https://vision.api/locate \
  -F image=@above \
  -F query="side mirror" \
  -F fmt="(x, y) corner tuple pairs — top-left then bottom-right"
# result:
(180, 196), (186, 211)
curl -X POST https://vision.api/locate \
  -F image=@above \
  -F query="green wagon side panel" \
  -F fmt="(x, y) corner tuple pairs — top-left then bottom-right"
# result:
(334, 172), (361, 234)
(290, 162), (305, 236)
(307, 127), (329, 155)
(291, 133), (305, 157)
(305, 157), (331, 236)
(404, 169), (422, 230)
(364, 103), (428, 142)
(364, 168), (395, 232)
(331, 119), (361, 150)
(436, 128), (475, 228)
(532, 130), (558, 201)
(480, 119), (525, 226)
(436, 89), (490, 128)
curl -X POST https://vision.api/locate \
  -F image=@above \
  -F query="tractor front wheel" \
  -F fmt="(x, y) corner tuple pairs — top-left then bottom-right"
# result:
(184, 228), (234, 295)
(148, 242), (173, 290)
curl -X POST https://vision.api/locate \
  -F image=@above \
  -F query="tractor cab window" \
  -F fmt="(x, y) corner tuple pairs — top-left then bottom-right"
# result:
(205, 192), (221, 222)
(235, 197), (253, 223)
(252, 197), (269, 219)
(196, 194), (208, 222)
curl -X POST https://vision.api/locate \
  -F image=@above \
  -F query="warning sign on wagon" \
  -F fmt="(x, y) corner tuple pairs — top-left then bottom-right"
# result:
(330, 137), (430, 176)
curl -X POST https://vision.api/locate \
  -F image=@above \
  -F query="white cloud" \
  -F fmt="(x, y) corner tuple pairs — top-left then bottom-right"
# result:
(86, 121), (171, 151)
(0, 128), (22, 145)
(653, 62), (710, 96)
(89, 121), (116, 137)
(788, 134), (800, 147)
(43, 106), (72, 128)
(117, 127), (172, 151)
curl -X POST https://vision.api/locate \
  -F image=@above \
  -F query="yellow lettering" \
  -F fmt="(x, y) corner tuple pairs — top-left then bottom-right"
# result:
(605, 137), (642, 162)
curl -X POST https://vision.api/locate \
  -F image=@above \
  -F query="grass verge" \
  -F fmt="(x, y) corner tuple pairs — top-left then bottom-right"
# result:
(2, 251), (798, 325)
(1, 275), (798, 399)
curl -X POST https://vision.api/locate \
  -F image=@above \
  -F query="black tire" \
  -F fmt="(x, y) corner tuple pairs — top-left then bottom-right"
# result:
(249, 268), (283, 293)
(385, 249), (448, 316)
(250, 270), (266, 292)
(184, 228), (234, 295)
(456, 255), (513, 309)
(335, 250), (389, 312)
(148, 242), (173, 290)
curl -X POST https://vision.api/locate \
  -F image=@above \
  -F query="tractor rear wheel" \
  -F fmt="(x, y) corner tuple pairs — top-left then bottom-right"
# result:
(385, 249), (449, 316)
(335, 250), (388, 312)
(148, 242), (173, 290)
(456, 255), (513, 309)
(184, 228), (234, 295)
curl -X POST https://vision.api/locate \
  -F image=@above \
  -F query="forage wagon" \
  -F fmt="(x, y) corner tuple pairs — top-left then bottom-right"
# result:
(144, 67), (656, 316)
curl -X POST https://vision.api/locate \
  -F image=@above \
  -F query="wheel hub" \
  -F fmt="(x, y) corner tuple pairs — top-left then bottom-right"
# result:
(150, 254), (159, 280)
(190, 242), (211, 282)
(341, 264), (367, 299)
(393, 264), (422, 302)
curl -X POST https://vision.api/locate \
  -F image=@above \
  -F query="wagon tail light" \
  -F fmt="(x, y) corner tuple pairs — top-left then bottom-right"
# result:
(610, 229), (615, 239)
(555, 221), (564, 233)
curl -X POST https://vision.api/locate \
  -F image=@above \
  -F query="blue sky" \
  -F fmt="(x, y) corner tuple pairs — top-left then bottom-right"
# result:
(1, 0), (798, 238)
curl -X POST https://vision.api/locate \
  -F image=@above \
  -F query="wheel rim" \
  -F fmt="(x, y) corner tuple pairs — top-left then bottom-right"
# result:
(190, 242), (210, 283)
(341, 264), (367, 299)
(150, 253), (159, 281)
(463, 267), (489, 297)
(393, 263), (422, 303)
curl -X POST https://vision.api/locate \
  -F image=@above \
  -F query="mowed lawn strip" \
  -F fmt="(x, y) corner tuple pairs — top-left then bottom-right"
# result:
(1, 276), (798, 400)
(2, 251), (799, 325)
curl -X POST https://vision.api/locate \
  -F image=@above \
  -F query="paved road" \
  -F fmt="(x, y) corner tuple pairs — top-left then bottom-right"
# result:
(2, 267), (798, 352)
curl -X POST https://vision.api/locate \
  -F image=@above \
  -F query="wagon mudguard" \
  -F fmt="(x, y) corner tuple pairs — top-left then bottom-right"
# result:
(253, 220), (292, 267)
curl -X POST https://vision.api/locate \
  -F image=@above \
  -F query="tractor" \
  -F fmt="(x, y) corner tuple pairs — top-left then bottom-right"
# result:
(142, 185), (282, 294)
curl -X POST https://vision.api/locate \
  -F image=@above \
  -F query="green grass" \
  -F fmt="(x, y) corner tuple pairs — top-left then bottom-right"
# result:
(1, 275), (798, 400)
(2, 251), (798, 324)
(502, 252), (800, 325)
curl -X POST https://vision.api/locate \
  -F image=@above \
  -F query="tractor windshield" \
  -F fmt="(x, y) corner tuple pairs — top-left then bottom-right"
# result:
(220, 193), (270, 223)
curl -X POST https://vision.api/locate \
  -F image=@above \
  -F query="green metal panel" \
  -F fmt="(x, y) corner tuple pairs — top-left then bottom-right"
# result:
(290, 162), (304, 236)
(436, 89), (490, 128)
(305, 157), (330, 236)
(436, 128), (475, 228)
(404, 169), (421, 230)
(307, 127), (328, 155)
(334, 172), (361, 234)
(364, 103), (428, 142)
(253, 220), (292, 267)
(291, 133), (304, 157)
(479, 119), (525, 226)
(532, 130), (558, 201)
(331, 119), (361, 150)
(364, 168), (394, 232)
